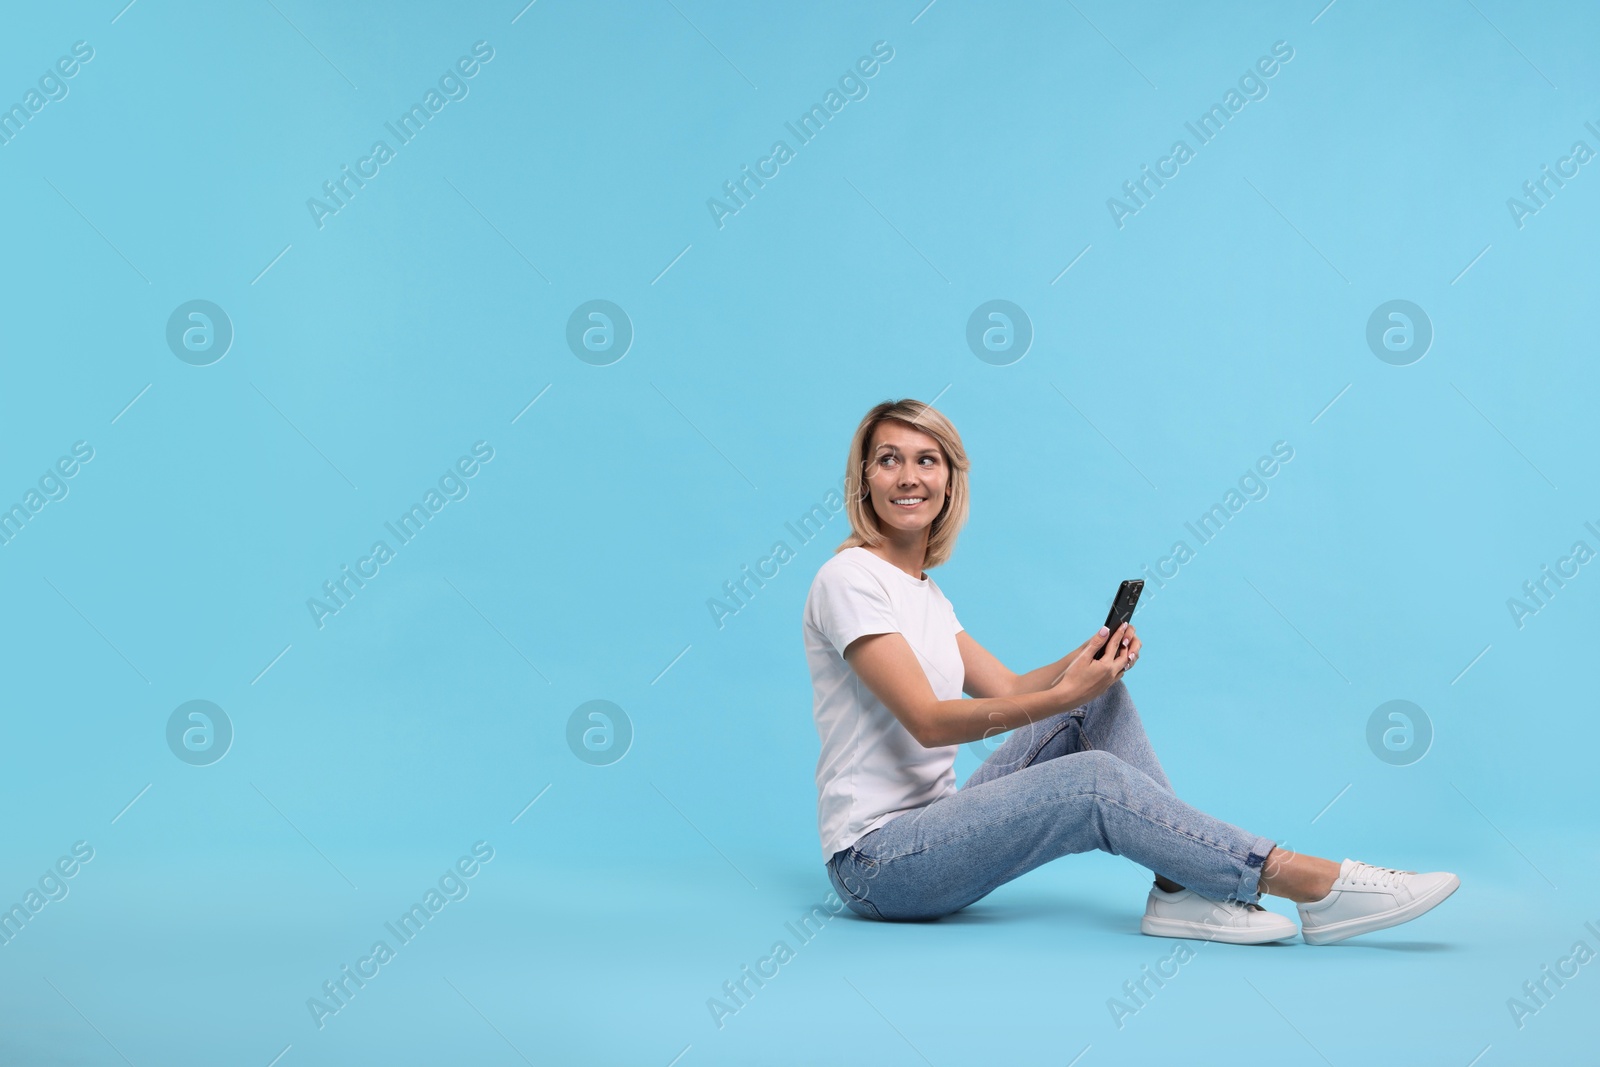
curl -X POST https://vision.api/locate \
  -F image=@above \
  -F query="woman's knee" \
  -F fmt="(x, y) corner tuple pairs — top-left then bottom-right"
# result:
(1071, 748), (1124, 774)
(1057, 748), (1138, 802)
(1089, 678), (1134, 716)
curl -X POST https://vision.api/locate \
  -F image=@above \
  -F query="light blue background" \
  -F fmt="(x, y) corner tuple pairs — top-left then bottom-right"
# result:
(1, 1), (1595, 1063)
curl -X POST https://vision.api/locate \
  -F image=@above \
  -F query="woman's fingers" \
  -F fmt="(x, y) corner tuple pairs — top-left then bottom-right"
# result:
(1094, 623), (1125, 667)
(1111, 624), (1133, 669)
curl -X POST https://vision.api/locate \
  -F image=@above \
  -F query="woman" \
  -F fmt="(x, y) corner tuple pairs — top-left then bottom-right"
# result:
(803, 398), (1459, 944)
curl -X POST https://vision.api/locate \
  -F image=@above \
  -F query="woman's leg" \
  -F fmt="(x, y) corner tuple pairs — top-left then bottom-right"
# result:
(1070, 685), (1345, 903)
(1079, 679), (1174, 793)
(828, 747), (1277, 922)
(960, 679), (1190, 890)
(962, 679), (1172, 793)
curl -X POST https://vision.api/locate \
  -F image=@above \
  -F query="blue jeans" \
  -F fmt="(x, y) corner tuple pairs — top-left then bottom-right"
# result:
(824, 679), (1277, 921)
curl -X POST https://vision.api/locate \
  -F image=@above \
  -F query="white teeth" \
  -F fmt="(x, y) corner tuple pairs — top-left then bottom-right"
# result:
(892, 498), (924, 505)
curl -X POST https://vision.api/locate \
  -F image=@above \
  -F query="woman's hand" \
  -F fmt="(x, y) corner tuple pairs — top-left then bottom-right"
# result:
(1047, 622), (1139, 709)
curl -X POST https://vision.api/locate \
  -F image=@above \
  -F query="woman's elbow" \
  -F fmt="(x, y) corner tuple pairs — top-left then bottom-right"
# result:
(909, 712), (951, 749)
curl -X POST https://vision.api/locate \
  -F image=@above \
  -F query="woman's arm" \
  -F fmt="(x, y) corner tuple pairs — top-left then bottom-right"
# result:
(844, 624), (1133, 748)
(957, 627), (1138, 698)
(957, 631), (1075, 699)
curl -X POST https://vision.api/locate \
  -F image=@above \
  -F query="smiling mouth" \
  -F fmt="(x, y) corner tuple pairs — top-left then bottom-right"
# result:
(890, 497), (926, 508)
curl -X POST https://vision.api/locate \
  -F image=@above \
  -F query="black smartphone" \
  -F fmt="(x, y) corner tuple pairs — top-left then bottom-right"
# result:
(1092, 579), (1144, 660)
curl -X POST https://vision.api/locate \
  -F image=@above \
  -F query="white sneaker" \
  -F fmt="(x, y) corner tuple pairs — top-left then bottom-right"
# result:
(1296, 859), (1460, 945)
(1140, 885), (1298, 944)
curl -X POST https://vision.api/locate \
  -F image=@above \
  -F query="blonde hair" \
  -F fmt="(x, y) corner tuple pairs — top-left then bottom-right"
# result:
(836, 399), (970, 570)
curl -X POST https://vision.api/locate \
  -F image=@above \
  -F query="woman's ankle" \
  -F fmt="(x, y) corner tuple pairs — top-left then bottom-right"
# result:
(1258, 846), (1340, 903)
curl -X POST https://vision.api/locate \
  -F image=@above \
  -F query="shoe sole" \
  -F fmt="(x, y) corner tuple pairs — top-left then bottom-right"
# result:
(1140, 914), (1297, 945)
(1299, 874), (1461, 945)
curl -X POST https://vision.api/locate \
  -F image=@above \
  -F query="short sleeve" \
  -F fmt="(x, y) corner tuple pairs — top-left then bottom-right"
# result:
(933, 581), (962, 634)
(810, 562), (899, 657)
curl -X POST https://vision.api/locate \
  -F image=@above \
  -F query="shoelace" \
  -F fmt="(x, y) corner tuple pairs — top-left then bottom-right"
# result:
(1345, 861), (1412, 888)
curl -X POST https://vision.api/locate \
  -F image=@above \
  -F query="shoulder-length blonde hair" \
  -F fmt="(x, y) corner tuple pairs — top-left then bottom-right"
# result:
(836, 398), (970, 569)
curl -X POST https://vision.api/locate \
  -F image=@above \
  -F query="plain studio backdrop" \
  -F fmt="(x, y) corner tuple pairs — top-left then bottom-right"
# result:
(0, 1), (1595, 1064)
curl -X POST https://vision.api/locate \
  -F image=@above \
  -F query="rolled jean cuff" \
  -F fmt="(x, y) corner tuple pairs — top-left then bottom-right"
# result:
(1229, 835), (1278, 904)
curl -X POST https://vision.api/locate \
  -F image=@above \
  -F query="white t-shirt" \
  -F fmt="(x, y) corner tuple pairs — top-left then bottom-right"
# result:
(803, 545), (965, 863)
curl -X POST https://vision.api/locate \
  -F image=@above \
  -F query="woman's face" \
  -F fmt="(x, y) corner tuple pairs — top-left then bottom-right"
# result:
(863, 420), (950, 537)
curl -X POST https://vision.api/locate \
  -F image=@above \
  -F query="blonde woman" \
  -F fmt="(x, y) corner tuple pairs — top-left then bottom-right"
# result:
(803, 398), (1459, 943)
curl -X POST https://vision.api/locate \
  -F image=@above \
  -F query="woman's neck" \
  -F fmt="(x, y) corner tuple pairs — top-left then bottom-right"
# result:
(864, 530), (928, 580)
